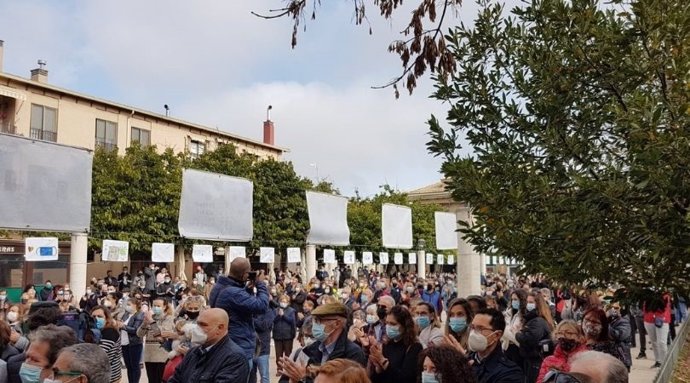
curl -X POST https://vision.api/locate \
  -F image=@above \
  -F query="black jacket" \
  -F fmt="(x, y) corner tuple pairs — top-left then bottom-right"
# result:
(470, 345), (523, 383)
(515, 312), (551, 360)
(370, 340), (423, 383)
(279, 329), (366, 383)
(273, 306), (297, 341)
(254, 308), (275, 356)
(168, 335), (250, 383)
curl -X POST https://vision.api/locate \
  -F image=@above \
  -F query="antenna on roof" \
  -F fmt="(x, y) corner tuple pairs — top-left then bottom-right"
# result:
(164, 104), (169, 117)
(266, 105), (272, 121)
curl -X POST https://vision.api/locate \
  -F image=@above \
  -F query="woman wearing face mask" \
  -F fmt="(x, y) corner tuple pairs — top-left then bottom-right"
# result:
(582, 308), (619, 361)
(503, 289), (527, 367)
(117, 297), (145, 383)
(515, 292), (554, 382)
(414, 302), (444, 348)
(6, 305), (22, 333)
(178, 296), (204, 322)
(368, 305), (423, 383)
(536, 320), (586, 383)
(137, 298), (175, 383)
(417, 345), (476, 383)
(442, 298), (474, 352)
(273, 294), (297, 372)
(91, 305), (123, 383)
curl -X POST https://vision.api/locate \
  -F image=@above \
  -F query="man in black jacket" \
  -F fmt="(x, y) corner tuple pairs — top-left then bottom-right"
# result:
(169, 308), (249, 383)
(278, 303), (365, 383)
(468, 308), (523, 383)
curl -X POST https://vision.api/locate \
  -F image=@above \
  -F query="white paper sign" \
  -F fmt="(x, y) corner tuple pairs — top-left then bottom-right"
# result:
(24, 237), (59, 261)
(192, 245), (213, 263)
(499, 256), (505, 264)
(344, 250), (355, 265)
(437, 254), (444, 265)
(260, 247), (275, 263)
(306, 191), (350, 246)
(323, 249), (336, 264)
(0, 134), (93, 233)
(229, 246), (246, 261)
(426, 253), (434, 264)
(435, 211), (459, 250)
(379, 252), (389, 265)
(362, 251), (373, 265)
(287, 247), (301, 263)
(394, 252), (403, 265)
(151, 243), (175, 263)
(408, 253), (417, 265)
(178, 169), (253, 241)
(447, 255), (455, 265)
(382, 204), (413, 249)
(102, 240), (129, 262)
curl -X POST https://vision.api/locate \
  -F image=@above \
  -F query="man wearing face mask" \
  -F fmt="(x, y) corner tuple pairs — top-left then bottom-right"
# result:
(467, 308), (523, 383)
(278, 303), (365, 383)
(168, 308), (249, 383)
(156, 274), (175, 301)
(15, 324), (78, 383)
(210, 258), (270, 366)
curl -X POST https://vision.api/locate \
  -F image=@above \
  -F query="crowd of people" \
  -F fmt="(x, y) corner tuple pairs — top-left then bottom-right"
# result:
(0, 258), (685, 383)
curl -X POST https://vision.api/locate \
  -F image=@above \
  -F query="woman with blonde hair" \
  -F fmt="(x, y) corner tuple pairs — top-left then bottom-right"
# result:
(312, 358), (371, 383)
(536, 320), (587, 383)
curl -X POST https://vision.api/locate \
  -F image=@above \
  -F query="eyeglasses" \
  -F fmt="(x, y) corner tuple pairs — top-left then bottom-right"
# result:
(469, 324), (494, 334)
(543, 370), (582, 383)
(47, 368), (83, 382)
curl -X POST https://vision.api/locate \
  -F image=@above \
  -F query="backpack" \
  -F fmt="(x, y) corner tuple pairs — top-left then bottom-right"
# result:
(73, 310), (101, 343)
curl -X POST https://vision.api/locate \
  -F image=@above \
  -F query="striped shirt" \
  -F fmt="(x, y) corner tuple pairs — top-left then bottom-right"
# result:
(99, 327), (123, 383)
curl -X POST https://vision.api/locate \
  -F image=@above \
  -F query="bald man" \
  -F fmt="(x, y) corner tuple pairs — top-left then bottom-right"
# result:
(168, 308), (249, 383)
(570, 351), (628, 383)
(209, 258), (270, 366)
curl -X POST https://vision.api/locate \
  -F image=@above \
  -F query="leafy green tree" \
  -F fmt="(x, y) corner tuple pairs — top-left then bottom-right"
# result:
(427, 0), (690, 293)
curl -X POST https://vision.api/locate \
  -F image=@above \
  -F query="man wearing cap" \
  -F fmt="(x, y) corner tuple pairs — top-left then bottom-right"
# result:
(278, 302), (365, 383)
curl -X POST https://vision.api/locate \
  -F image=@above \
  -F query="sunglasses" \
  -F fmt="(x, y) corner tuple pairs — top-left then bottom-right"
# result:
(544, 370), (582, 383)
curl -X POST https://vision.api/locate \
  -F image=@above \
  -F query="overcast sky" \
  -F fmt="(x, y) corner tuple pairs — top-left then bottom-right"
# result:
(0, 0), (501, 197)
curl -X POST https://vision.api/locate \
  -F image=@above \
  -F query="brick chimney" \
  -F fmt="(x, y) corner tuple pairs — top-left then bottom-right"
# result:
(0, 40), (4, 72)
(30, 59), (48, 83)
(263, 120), (275, 146)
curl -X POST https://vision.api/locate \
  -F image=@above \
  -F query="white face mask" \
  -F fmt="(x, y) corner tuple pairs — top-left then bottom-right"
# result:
(279, 302), (289, 309)
(6, 312), (17, 322)
(191, 325), (208, 345)
(468, 329), (491, 352)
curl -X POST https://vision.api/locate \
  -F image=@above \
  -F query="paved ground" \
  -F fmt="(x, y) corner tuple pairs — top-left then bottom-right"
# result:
(127, 326), (675, 383)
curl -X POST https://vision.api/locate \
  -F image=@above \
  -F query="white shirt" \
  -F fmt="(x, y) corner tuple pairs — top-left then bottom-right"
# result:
(419, 326), (444, 348)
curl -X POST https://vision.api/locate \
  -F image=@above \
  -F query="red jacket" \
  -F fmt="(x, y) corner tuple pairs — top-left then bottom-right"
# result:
(536, 343), (587, 383)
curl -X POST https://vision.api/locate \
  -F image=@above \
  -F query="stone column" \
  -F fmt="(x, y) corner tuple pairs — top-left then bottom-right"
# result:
(176, 246), (187, 281)
(306, 244), (317, 282)
(417, 249), (426, 280)
(69, 233), (88, 300)
(456, 206), (481, 298)
(480, 253), (487, 276)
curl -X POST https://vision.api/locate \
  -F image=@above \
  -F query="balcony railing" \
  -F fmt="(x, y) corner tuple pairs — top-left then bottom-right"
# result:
(30, 128), (57, 142)
(0, 123), (16, 134)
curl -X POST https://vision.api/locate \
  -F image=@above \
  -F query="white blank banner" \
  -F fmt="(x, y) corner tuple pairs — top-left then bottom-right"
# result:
(260, 247), (275, 263)
(306, 191), (350, 246)
(192, 245), (213, 263)
(152, 243), (175, 263)
(0, 134), (92, 232)
(435, 212), (459, 250)
(229, 246), (246, 261)
(382, 203), (413, 249)
(178, 169), (253, 241)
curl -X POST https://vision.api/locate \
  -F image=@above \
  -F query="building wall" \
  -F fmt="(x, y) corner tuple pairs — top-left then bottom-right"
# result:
(2, 76), (281, 160)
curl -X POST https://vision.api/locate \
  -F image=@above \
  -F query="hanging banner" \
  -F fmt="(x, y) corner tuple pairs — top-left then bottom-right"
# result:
(323, 249), (337, 264)
(447, 255), (455, 265)
(379, 252), (389, 265)
(343, 250), (356, 265)
(306, 191), (350, 246)
(382, 203), (413, 249)
(287, 247), (301, 263)
(408, 253), (417, 265)
(178, 169), (253, 241)
(24, 237), (59, 261)
(192, 245), (213, 263)
(260, 247), (275, 263)
(102, 240), (129, 262)
(435, 211), (459, 250)
(426, 253), (434, 264)
(394, 252), (403, 265)
(362, 251), (373, 265)
(151, 243), (175, 263)
(228, 246), (246, 262)
(437, 254), (444, 265)
(0, 134), (92, 233)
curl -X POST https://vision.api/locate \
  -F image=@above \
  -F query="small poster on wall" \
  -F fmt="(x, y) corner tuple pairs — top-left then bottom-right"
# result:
(448, 255), (455, 265)
(25, 237), (59, 262)
(408, 253), (417, 264)
(229, 246), (246, 261)
(260, 247), (275, 263)
(379, 252), (389, 265)
(394, 252), (403, 265)
(287, 247), (301, 263)
(437, 254), (444, 265)
(344, 250), (356, 264)
(426, 253), (434, 264)
(362, 251), (373, 265)
(323, 249), (336, 264)
(192, 245), (213, 263)
(102, 240), (129, 262)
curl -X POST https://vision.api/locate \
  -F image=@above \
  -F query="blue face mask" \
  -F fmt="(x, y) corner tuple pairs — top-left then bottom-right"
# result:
(312, 322), (330, 342)
(19, 363), (42, 383)
(153, 306), (163, 316)
(95, 317), (106, 330)
(386, 325), (401, 340)
(449, 317), (467, 333)
(361, 295), (369, 304)
(526, 303), (536, 312)
(512, 300), (520, 310)
(415, 316), (431, 329)
(421, 371), (440, 383)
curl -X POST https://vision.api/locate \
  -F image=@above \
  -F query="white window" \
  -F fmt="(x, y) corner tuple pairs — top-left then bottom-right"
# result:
(30, 104), (58, 142)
